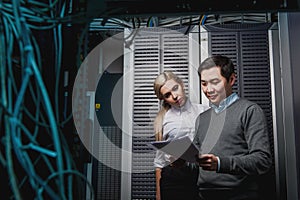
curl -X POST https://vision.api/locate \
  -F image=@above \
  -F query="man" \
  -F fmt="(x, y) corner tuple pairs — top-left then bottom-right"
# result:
(194, 55), (272, 200)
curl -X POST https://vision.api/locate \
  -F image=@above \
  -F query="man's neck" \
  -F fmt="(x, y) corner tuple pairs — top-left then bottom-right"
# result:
(210, 93), (239, 113)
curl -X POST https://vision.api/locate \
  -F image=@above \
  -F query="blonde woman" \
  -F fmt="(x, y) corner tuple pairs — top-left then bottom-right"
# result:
(153, 71), (209, 200)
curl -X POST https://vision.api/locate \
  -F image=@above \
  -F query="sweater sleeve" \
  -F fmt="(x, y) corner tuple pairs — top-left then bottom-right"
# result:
(218, 104), (272, 175)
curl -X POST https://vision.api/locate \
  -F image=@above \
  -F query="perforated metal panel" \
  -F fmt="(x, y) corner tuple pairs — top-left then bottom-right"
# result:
(162, 33), (190, 95)
(93, 71), (123, 200)
(96, 126), (122, 200)
(129, 27), (190, 199)
(131, 30), (160, 200)
(239, 31), (272, 122)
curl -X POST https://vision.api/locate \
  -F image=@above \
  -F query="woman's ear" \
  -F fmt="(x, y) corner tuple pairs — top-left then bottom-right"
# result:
(181, 82), (185, 90)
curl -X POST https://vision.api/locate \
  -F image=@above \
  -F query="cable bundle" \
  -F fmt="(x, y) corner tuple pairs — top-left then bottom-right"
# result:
(0, 0), (93, 199)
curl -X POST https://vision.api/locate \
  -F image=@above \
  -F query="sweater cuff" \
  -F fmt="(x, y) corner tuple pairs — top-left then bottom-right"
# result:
(218, 156), (230, 173)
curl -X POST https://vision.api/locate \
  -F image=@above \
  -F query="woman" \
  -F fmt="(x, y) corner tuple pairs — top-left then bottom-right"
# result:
(153, 71), (209, 200)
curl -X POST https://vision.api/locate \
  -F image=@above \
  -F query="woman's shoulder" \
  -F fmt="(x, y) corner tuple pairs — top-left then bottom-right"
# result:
(191, 102), (210, 113)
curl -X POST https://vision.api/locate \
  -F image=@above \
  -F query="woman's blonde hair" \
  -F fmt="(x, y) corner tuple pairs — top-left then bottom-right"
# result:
(153, 71), (184, 141)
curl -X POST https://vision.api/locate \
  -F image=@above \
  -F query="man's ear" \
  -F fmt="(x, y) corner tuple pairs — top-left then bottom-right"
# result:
(229, 74), (236, 86)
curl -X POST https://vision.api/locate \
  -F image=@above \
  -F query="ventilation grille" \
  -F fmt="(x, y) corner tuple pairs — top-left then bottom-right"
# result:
(162, 33), (189, 95)
(96, 126), (122, 200)
(240, 31), (272, 119)
(131, 28), (190, 199)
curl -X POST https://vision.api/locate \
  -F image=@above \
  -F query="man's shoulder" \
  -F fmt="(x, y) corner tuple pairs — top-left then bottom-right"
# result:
(233, 98), (264, 114)
(235, 98), (258, 107)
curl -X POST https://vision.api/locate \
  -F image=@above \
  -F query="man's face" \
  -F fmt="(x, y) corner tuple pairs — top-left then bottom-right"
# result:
(160, 79), (186, 108)
(200, 66), (235, 106)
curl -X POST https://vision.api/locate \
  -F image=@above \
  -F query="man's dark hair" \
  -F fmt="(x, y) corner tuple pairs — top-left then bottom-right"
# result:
(198, 55), (235, 82)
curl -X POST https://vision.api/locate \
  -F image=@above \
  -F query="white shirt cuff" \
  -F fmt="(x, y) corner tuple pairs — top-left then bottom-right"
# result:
(216, 156), (220, 172)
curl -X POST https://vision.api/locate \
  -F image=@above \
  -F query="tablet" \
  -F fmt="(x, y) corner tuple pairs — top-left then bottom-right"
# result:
(149, 136), (200, 162)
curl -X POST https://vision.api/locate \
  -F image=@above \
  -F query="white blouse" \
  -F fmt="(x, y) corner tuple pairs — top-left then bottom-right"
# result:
(154, 99), (209, 168)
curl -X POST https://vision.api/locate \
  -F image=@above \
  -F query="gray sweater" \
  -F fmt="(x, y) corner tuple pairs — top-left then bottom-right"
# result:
(194, 98), (272, 189)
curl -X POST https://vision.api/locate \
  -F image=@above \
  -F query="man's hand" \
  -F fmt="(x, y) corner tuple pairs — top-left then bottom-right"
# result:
(197, 154), (218, 171)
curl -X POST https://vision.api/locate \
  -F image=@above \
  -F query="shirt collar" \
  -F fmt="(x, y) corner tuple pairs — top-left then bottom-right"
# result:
(171, 98), (192, 115)
(210, 93), (239, 113)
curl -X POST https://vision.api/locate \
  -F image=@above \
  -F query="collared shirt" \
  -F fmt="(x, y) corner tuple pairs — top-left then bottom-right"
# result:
(154, 98), (209, 168)
(210, 93), (239, 114)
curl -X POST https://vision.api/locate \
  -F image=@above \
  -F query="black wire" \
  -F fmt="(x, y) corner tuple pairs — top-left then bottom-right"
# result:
(184, 16), (193, 35)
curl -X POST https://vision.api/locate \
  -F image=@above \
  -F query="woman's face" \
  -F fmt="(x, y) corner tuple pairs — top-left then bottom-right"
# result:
(160, 79), (186, 108)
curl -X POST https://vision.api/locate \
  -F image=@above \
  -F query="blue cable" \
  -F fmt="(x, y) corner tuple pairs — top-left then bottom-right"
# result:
(1, 1), (93, 199)
(11, 1), (65, 198)
(202, 15), (207, 25)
